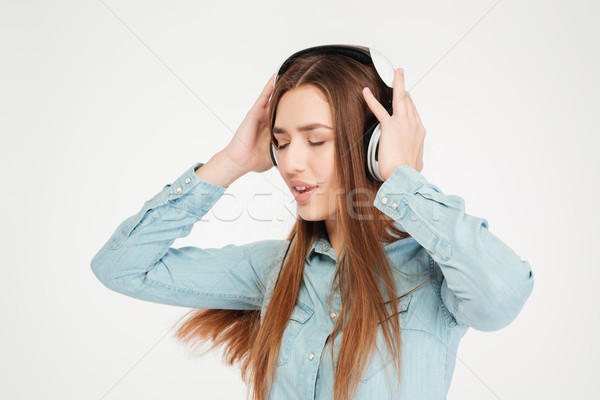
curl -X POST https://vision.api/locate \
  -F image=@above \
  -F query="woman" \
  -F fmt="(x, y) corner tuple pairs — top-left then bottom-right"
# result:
(91, 45), (534, 400)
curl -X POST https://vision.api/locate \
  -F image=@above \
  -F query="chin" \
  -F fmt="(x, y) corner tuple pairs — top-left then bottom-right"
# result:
(298, 208), (334, 222)
(298, 213), (318, 222)
(297, 210), (323, 222)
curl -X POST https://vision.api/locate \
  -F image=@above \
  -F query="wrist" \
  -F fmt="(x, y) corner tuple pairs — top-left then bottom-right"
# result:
(383, 164), (418, 180)
(195, 150), (247, 188)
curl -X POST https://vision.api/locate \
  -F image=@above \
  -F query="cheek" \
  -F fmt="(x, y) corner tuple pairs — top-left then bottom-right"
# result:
(318, 157), (340, 210)
(314, 152), (336, 182)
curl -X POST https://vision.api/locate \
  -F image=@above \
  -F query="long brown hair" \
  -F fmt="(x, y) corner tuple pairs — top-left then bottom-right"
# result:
(173, 54), (427, 400)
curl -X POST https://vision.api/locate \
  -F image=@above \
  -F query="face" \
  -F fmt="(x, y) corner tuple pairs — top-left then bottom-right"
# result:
(273, 85), (340, 221)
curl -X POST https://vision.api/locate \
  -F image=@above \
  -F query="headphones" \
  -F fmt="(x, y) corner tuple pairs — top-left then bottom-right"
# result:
(268, 44), (396, 182)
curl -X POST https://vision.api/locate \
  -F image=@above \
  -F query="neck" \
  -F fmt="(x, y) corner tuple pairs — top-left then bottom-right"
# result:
(325, 218), (344, 257)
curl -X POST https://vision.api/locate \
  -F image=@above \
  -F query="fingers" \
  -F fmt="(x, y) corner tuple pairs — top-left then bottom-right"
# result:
(392, 68), (408, 116)
(257, 73), (276, 108)
(404, 91), (424, 129)
(362, 87), (389, 122)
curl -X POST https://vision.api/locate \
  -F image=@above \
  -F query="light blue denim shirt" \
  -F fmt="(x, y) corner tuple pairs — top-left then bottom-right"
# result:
(91, 162), (534, 399)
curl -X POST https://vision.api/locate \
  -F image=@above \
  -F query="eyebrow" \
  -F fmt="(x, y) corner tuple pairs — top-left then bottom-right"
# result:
(272, 123), (332, 134)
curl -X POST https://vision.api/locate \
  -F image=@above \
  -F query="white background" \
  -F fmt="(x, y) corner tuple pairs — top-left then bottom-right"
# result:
(1, 0), (598, 399)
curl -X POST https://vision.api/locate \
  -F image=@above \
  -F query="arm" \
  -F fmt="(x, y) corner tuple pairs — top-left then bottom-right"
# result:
(374, 165), (534, 331)
(90, 153), (282, 310)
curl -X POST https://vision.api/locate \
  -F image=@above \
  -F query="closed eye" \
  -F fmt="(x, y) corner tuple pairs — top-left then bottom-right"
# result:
(277, 141), (325, 150)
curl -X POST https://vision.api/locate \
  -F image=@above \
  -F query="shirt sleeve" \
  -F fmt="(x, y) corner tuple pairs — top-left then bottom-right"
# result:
(373, 165), (535, 332)
(90, 161), (282, 310)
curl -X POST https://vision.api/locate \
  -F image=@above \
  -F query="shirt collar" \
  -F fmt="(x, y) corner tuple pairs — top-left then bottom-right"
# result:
(306, 236), (339, 266)
(305, 236), (399, 266)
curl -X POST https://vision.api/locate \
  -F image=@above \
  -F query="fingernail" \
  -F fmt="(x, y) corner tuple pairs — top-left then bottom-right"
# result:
(399, 68), (404, 76)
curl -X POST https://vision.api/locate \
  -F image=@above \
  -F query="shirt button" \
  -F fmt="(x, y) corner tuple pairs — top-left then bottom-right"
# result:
(391, 203), (398, 210)
(381, 196), (388, 205)
(185, 177), (191, 184)
(308, 353), (315, 361)
(176, 187), (182, 193)
(330, 312), (336, 319)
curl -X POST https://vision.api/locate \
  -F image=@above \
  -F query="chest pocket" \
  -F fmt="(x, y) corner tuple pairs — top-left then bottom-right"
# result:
(276, 302), (314, 366)
(360, 293), (412, 383)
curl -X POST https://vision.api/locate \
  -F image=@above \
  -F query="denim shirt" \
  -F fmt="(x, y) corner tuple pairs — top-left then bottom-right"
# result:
(91, 162), (534, 400)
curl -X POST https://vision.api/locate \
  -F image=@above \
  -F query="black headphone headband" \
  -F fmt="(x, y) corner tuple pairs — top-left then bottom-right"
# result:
(275, 44), (373, 80)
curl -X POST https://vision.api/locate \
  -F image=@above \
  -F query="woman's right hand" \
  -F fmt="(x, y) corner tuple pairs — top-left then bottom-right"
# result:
(223, 73), (276, 175)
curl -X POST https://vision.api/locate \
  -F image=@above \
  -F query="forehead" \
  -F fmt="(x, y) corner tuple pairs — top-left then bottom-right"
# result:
(274, 85), (332, 132)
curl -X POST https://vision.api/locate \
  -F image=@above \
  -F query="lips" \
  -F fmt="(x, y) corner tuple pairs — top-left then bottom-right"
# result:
(289, 179), (318, 193)
(293, 185), (317, 194)
(294, 185), (315, 193)
(289, 179), (317, 188)
(288, 179), (318, 201)
(292, 185), (317, 202)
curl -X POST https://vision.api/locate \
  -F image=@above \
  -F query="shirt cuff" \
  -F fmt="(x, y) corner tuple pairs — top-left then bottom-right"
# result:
(166, 162), (228, 217)
(373, 165), (430, 219)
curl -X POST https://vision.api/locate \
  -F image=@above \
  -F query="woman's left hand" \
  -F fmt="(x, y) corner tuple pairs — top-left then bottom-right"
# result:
(362, 68), (425, 180)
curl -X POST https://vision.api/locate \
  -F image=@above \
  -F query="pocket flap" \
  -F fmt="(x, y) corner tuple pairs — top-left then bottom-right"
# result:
(290, 302), (314, 324)
(398, 293), (412, 312)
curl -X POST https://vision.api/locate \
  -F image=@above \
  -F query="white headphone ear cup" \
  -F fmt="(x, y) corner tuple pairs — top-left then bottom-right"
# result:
(366, 123), (385, 182)
(369, 48), (396, 88)
(271, 143), (279, 167)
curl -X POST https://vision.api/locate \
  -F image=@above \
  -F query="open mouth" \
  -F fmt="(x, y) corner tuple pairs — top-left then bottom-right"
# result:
(293, 186), (317, 194)
(292, 185), (318, 201)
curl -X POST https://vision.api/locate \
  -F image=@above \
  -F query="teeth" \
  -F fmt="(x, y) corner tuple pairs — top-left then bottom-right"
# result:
(294, 186), (315, 192)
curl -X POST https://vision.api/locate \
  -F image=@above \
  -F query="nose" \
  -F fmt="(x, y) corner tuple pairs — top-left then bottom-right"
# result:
(280, 139), (307, 173)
